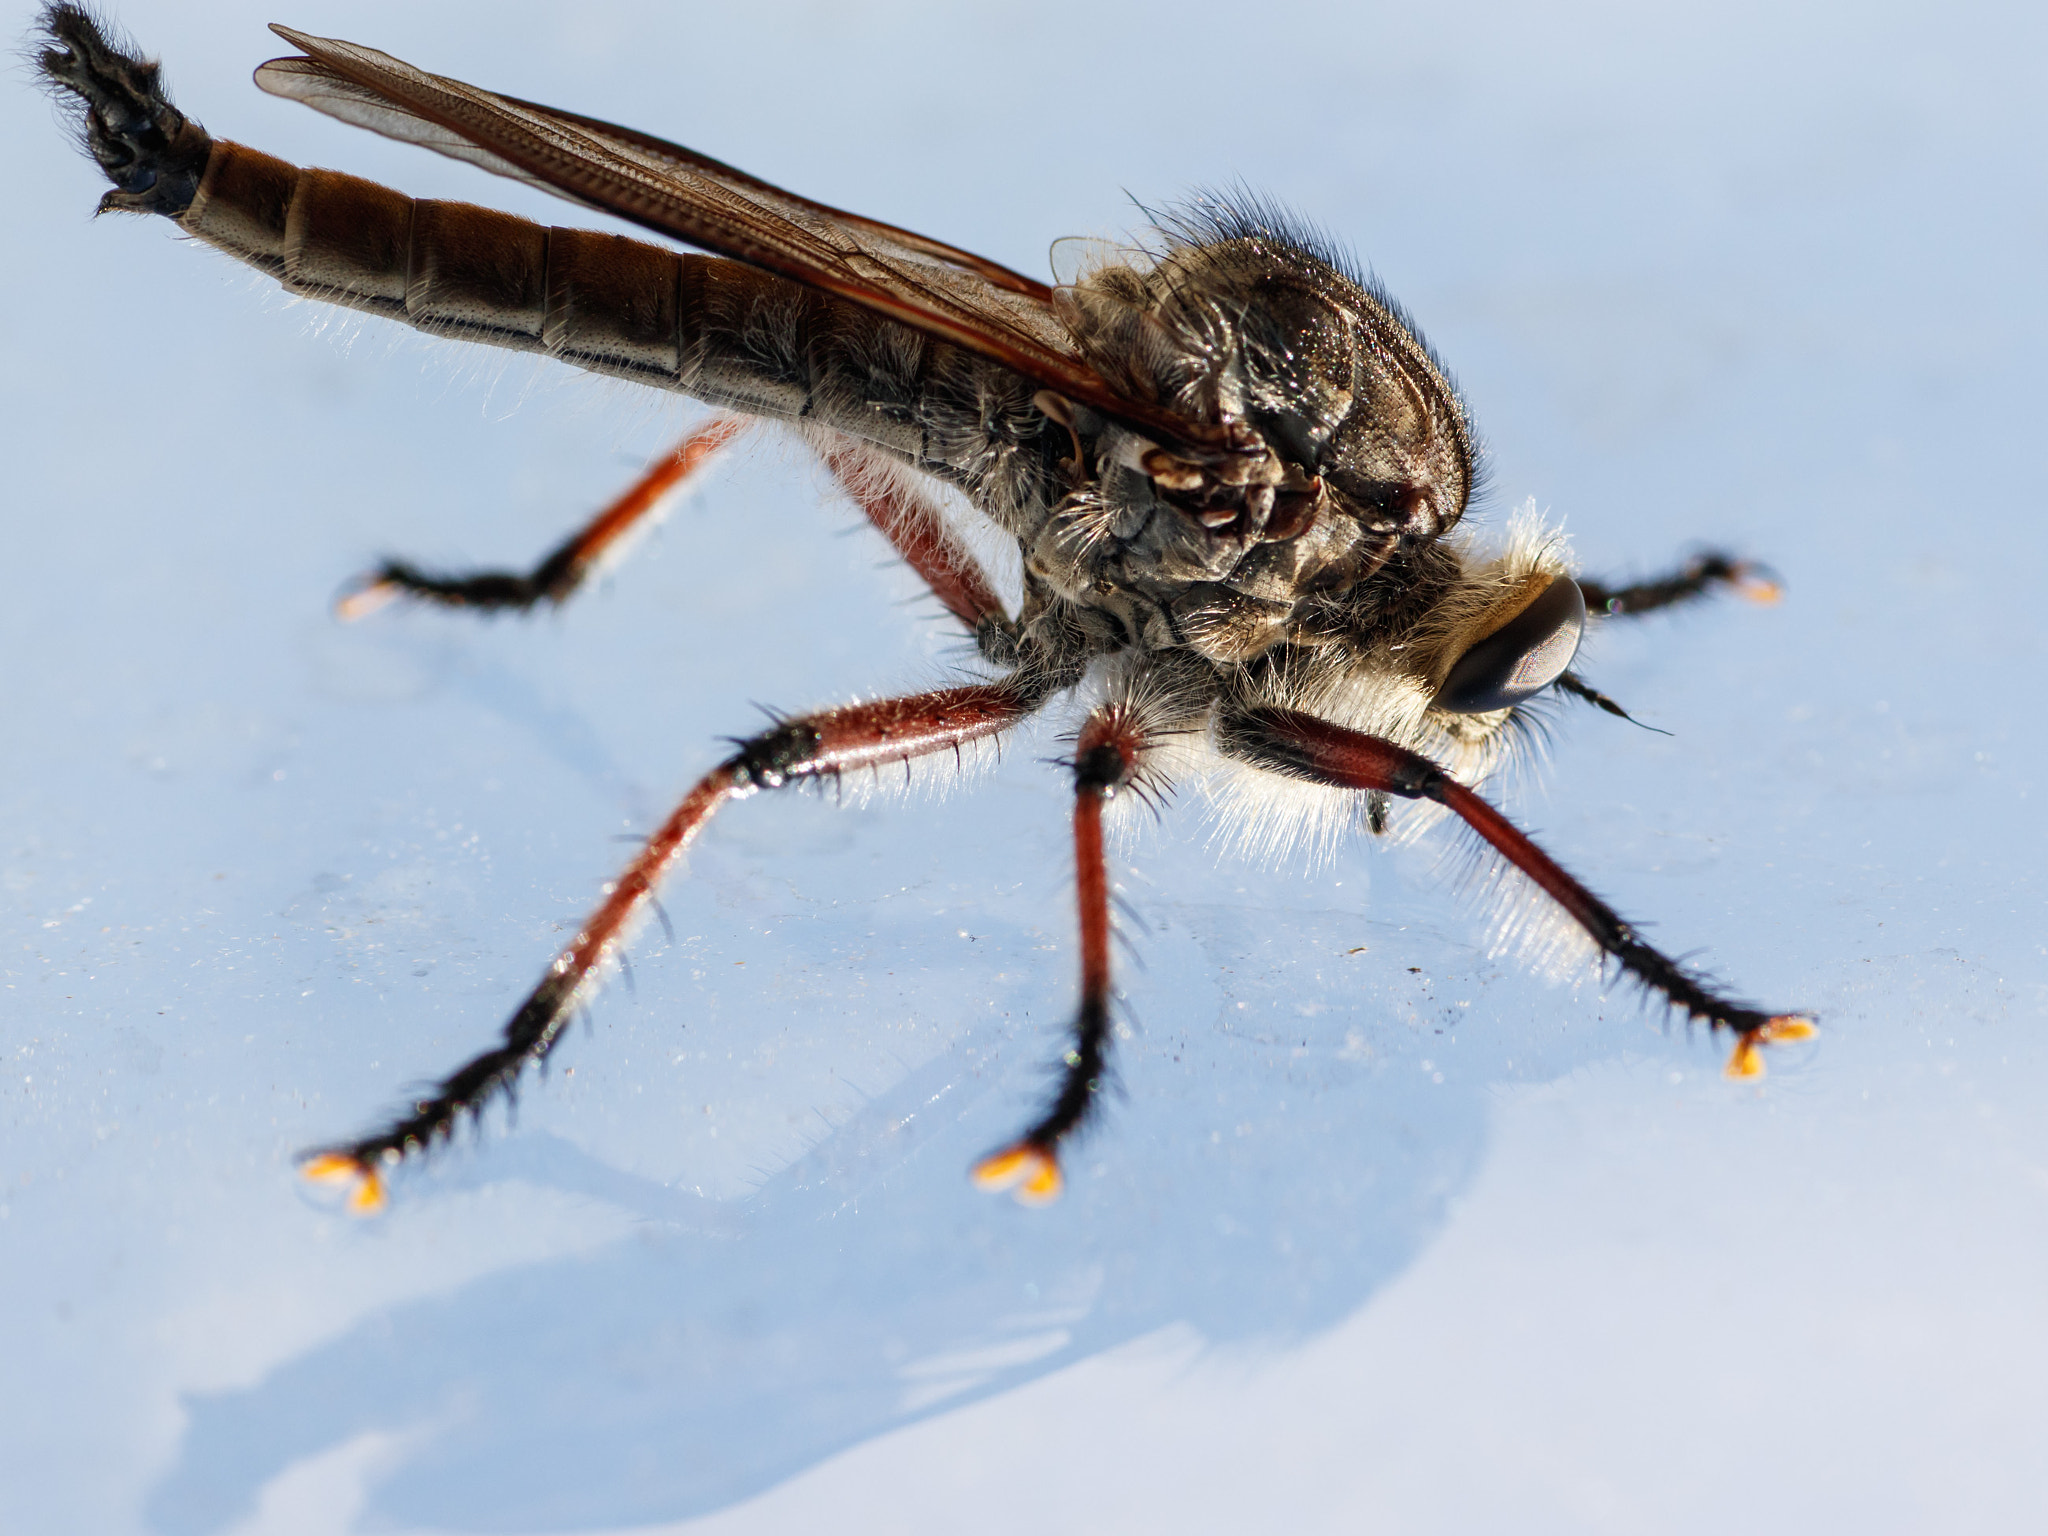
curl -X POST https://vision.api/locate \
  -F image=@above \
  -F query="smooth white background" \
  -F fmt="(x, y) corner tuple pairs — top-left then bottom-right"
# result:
(6, 2), (2044, 1532)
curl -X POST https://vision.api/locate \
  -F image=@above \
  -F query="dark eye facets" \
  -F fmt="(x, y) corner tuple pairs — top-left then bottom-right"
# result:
(1434, 576), (1586, 714)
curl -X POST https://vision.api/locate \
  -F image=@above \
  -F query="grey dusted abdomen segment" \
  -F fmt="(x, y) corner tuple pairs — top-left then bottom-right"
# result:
(170, 137), (1043, 478)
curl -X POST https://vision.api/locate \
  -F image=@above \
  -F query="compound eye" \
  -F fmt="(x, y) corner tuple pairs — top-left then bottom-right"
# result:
(1434, 576), (1586, 714)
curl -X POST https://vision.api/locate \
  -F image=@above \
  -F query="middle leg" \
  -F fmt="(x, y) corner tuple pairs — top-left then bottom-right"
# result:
(303, 676), (1049, 1212)
(973, 702), (1154, 1205)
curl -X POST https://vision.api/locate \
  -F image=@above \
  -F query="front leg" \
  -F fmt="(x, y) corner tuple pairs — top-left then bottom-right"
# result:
(1216, 707), (1814, 1073)
(303, 679), (1048, 1212)
(1578, 551), (1780, 618)
(1564, 552), (1783, 725)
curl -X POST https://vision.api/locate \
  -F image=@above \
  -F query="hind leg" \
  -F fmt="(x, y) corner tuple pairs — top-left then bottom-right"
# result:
(339, 416), (748, 617)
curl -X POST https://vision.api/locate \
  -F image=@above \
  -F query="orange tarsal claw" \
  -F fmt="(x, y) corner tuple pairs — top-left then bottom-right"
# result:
(301, 1152), (387, 1214)
(1723, 1015), (1819, 1079)
(1732, 565), (1784, 605)
(971, 1143), (1064, 1206)
(1725, 1037), (1766, 1079)
(334, 580), (399, 623)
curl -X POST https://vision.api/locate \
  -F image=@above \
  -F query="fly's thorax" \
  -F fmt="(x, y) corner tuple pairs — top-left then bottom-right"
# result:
(1017, 421), (1401, 662)
(1027, 231), (1475, 664)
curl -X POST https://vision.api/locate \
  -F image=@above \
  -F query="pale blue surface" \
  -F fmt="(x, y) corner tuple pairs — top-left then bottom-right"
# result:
(5, 2), (2045, 1532)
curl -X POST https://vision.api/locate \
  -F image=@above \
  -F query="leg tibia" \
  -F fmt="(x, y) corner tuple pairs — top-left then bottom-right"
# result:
(304, 680), (1043, 1210)
(339, 418), (744, 619)
(975, 703), (1154, 1205)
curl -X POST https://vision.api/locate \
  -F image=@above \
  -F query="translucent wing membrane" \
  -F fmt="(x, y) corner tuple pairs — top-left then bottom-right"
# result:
(254, 56), (565, 199)
(255, 27), (1237, 459)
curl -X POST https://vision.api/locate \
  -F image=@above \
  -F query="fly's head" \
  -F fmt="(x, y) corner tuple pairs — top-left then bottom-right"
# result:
(1028, 211), (1474, 665)
(1217, 513), (1590, 810)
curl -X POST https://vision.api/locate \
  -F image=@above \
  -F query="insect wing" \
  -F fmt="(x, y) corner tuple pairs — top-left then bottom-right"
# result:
(255, 27), (1233, 457)
(488, 97), (1055, 301)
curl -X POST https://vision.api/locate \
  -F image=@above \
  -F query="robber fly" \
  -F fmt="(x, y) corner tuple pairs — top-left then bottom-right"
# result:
(36, 7), (1813, 1213)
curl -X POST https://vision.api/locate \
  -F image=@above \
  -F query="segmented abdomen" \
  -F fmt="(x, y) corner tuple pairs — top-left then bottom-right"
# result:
(177, 139), (1054, 515)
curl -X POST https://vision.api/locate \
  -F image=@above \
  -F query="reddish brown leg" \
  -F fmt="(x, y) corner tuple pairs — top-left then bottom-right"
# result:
(337, 415), (748, 618)
(973, 704), (1151, 1205)
(818, 440), (1009, 632)
(1216, 707), (1814, 1075)
(303, 680), (1044, 1212)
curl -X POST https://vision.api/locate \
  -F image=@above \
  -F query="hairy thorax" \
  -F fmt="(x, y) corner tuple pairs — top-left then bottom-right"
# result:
(1011, 229), (1474, 666)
